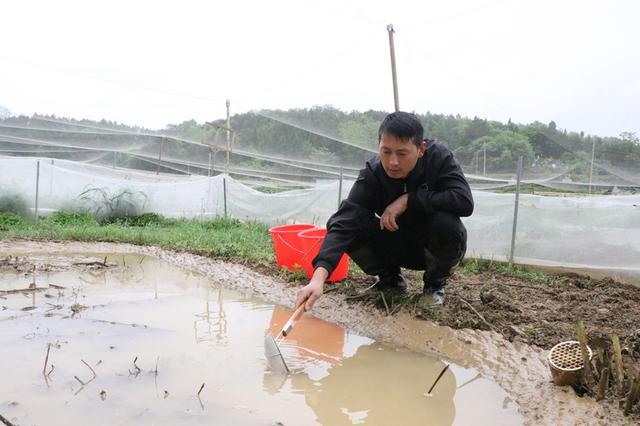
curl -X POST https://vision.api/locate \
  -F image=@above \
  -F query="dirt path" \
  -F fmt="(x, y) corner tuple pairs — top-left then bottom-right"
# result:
(0, 239), (634, 425)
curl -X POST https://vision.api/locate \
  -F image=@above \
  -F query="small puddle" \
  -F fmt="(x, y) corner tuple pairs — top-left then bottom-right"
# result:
(0, 254), (522, 425)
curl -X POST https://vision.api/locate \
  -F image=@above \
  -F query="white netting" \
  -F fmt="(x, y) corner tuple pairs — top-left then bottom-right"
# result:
(2, 157), (638, 280)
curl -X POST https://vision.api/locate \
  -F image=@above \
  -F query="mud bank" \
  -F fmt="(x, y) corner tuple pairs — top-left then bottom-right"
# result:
(0, 240), (629, 425)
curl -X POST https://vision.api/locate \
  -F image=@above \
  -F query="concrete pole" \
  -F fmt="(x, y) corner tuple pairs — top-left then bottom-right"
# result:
(387, 24), (400, 112)
(156, 137), (164, 175)
(34, 160), (40, 222)
(337, 167), (344, 209)
(225, 100), (231, 174)
(483, 144), (487, 176)
(223, 177), (228, 217)
(509, 156), (523, 268)
(588, 138), (596, 194)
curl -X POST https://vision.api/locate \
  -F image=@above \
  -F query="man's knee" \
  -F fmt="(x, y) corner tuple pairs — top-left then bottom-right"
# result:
(425, 211), (467, 263)
(428, 211), (466, 238)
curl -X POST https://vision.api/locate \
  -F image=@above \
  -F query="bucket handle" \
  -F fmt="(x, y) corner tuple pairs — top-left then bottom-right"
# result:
(275, 233), (304, 255)
(299, 236), (324, 263)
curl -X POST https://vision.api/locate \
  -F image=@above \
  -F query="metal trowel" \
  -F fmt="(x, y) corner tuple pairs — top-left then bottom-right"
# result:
(264, 304), (305, 374)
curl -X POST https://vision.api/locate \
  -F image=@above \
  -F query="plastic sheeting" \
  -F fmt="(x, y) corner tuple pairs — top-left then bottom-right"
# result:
(2, 157), (639, 280)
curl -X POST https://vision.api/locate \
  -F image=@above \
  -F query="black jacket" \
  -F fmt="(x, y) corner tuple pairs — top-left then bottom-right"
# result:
(313, 140), (474, 275)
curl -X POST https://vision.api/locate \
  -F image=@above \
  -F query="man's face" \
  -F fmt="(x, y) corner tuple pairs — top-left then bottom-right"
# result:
(379, 132), (426, 179)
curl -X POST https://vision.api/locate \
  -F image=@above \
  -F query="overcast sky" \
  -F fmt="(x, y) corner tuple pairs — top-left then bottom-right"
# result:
(1, 0), (638, 137)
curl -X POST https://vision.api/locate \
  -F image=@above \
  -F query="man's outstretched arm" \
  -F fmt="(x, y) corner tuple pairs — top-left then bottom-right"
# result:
(295, 267), (329, 311)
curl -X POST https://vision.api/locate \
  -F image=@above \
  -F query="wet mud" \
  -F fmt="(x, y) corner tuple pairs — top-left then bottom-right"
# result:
(0, 240), (634, 425)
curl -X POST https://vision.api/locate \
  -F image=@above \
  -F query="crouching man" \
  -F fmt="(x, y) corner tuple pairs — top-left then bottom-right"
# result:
(296, 111), (473, 311)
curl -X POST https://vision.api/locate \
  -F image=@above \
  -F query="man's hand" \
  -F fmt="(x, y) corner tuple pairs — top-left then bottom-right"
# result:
(295, 267), (329, 311)
(379, 193), (408, 232)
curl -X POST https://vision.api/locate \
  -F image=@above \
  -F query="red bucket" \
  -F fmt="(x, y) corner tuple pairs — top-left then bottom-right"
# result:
(269, 224), (317, 271)
(298, 228), (349, 282)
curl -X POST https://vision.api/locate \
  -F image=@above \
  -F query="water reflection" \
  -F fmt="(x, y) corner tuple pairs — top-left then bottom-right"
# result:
(264, 307), (456, 425)
(0, 253), (520, 426)
(194, 286), (228, 345)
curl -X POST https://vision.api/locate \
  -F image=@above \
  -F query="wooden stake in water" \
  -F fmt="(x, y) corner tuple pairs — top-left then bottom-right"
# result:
(426, 364), (449, 396)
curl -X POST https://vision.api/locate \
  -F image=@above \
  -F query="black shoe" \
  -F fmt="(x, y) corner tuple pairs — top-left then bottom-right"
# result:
(423, 274), (447, 305)
(374, 272), (407, 292)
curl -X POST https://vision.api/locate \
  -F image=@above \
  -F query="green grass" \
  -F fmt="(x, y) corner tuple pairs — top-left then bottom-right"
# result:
(460, 257), (569, 286)
(0, 214), (274, 263)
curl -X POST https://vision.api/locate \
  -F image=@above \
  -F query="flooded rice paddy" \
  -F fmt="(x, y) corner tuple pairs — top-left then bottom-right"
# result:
(0, 253), (522, 425)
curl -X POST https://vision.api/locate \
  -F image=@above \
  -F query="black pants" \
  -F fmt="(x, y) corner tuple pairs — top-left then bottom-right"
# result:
(347, 211), (467, 282)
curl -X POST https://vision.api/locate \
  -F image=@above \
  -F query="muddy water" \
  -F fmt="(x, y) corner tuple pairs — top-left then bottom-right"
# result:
(0, 253), (522, 425)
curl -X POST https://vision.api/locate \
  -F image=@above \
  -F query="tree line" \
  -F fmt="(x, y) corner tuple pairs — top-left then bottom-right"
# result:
(1, 107), (638, 181)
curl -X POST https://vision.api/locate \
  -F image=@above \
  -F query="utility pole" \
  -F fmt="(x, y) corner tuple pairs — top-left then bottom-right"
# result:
(156, 137), (164, 175)
(509, 156), (524, 268)
(387, 24), (400, 112)
(483, 144), (487, 176)
(225, 99), (231, 174)
(588, 138), (596, 194)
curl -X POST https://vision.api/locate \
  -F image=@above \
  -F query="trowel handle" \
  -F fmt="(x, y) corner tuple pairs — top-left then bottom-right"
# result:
(281, 304), (306, 337)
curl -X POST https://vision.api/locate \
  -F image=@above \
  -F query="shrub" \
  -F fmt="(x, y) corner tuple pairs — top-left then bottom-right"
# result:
(114, 213), (166, 227)
(201, 216), (242, 230)
(0, 212), (27, 228)
(46, 211), (98, 226)
(0, 193), (30, 217)
(78, 186), (147, 223)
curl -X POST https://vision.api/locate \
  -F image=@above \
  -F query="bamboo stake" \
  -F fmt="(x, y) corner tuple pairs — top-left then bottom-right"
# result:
(624, 375), (640, 416)
(612, 335), (625, 387)
(575, 320), (592, 384)
(596, 364), (609, 401)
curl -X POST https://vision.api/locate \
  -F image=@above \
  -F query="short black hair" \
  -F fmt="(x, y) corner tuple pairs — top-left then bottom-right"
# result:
(378, 111), (424, 147)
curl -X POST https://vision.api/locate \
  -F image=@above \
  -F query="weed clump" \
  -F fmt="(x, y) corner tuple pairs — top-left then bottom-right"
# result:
(201, 217), (242, 230)
(0, 192), (30, 217)
(78, 186), (148, 223)
(46, 211), (97, 226)
(0, 212), (27, 228)
(110, 213), (166, 227)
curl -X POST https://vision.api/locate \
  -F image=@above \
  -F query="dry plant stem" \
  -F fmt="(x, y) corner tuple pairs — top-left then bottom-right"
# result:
(0, 413), (18, 426)
(456, 296), (497, 331)
(391, 295), (417, 315)
(82, 359), (97, 379)
(612, 336), (625, 387)
(380, 292), (390, 316)
(197, 383), (205, 396)
(129, 356), (141, 376)
(74, 359), (97, 386)
(624, 376), (640, 416)
(42, 343), (51, 374)
(596, 366), (609, 401)
(155, 356), (159, 376)
(0, 287), (48, 295)
(576, 320), (593, 384)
